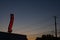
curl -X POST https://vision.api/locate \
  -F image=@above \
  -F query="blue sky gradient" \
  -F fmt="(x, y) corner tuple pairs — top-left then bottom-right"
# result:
(0, 0), (60, 37)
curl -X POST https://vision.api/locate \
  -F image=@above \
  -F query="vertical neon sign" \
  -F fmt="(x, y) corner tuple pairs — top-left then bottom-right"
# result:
(8, 14), (14, 33)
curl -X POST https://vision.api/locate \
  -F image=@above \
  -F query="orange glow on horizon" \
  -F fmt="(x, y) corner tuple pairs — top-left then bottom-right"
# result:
(27, 35), (36, 40)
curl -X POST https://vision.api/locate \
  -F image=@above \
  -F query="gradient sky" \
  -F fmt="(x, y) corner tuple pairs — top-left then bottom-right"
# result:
(0, 0), (60, 38)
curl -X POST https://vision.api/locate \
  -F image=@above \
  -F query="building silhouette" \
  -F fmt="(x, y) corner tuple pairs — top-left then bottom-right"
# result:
(36, 34), (60, 40)
(0, 31), (27, 40)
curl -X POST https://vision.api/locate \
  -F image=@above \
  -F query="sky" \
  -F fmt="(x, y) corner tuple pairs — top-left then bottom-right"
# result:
(0, 0), (60, 39)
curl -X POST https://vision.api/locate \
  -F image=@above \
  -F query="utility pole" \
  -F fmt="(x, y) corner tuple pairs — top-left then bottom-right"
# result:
(54, 16), (57, 37)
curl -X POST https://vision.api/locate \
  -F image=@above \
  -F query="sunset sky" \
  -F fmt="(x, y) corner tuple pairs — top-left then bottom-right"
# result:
(0, 0), (60, 40)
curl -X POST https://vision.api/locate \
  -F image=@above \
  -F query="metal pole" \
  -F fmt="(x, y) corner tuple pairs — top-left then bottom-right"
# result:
(54, 16), (57, 37)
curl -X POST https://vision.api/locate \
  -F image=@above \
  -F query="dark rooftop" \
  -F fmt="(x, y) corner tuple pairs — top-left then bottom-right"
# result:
(0, 31), (27, 40)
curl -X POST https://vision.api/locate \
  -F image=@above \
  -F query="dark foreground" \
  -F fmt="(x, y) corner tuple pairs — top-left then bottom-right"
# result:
(0, 31), (27, 40)
(36, 37), (60, 40)
(36, 35), (60, 40)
